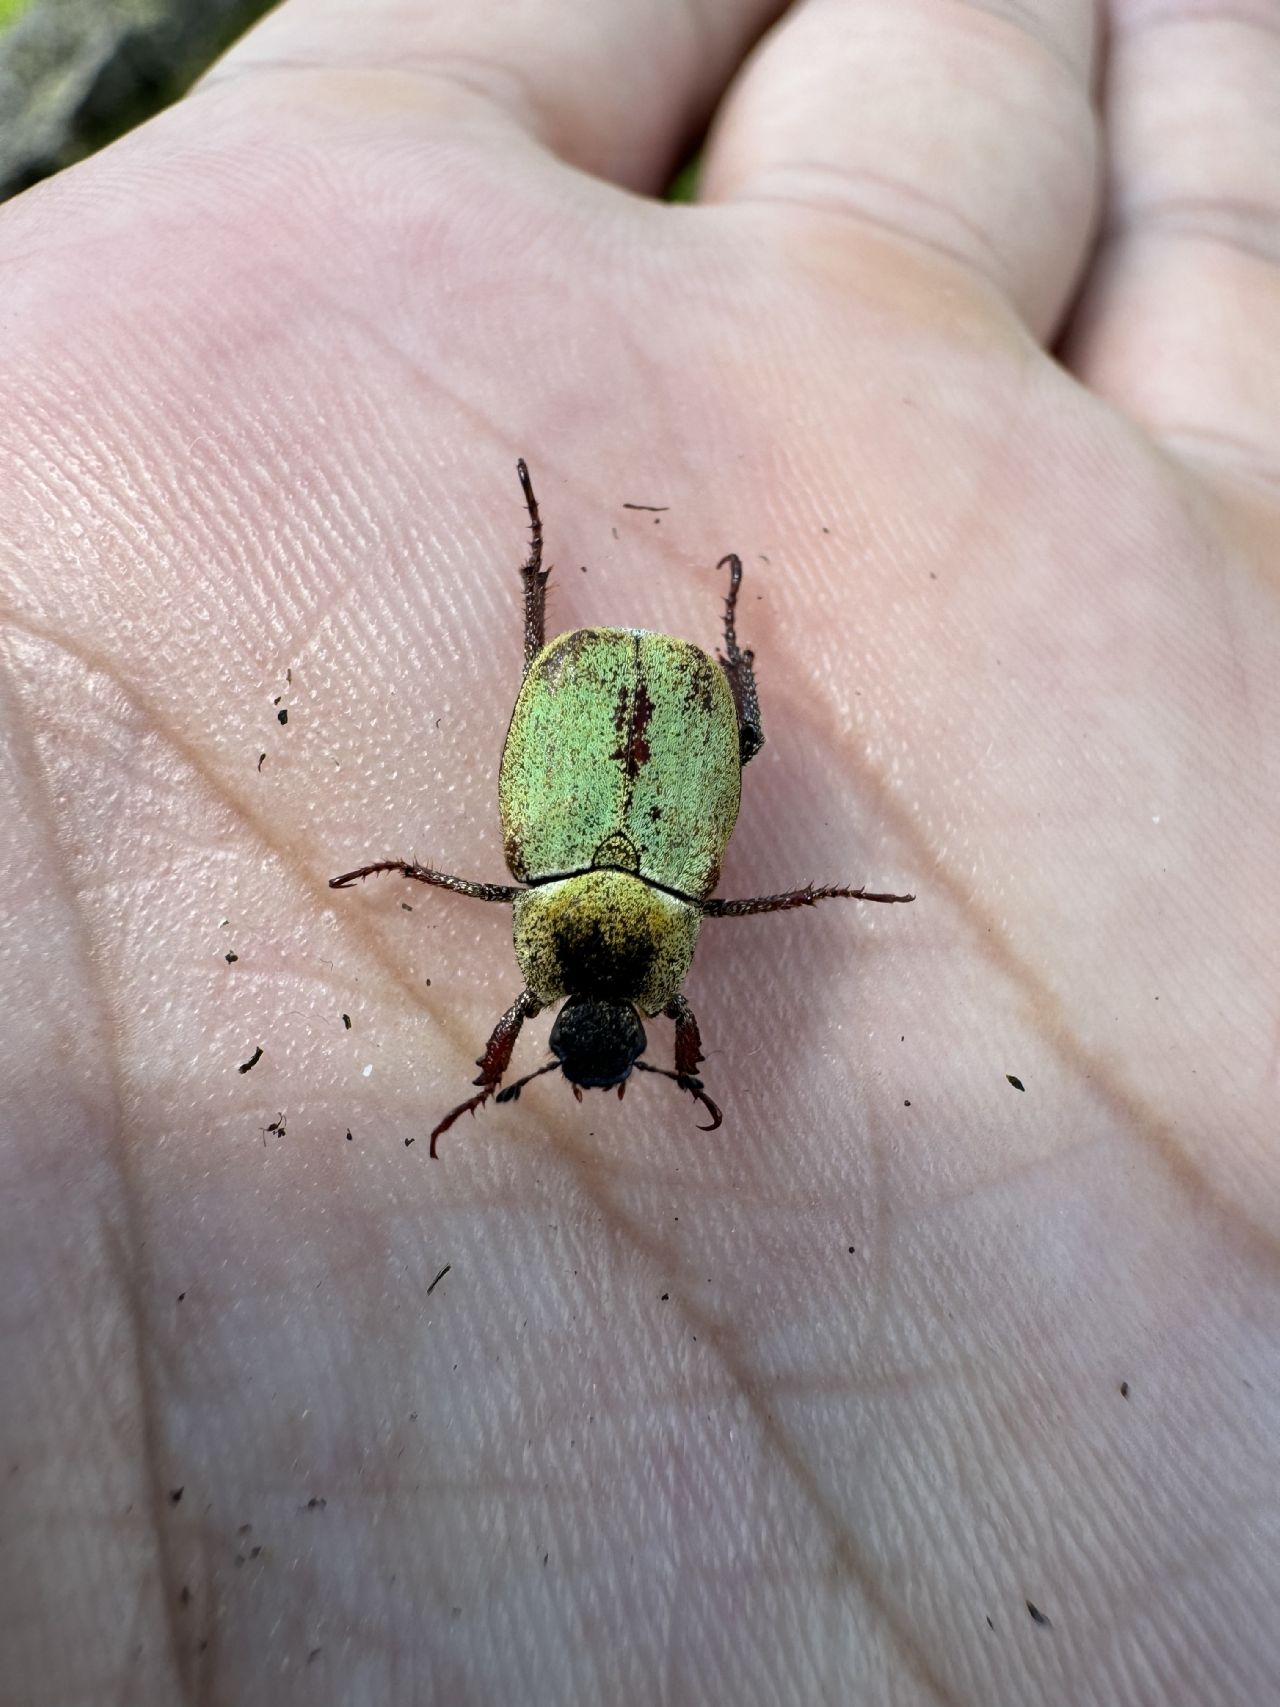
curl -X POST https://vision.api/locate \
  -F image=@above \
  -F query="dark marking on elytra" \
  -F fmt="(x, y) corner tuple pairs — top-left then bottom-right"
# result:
(611, 677), (655, 780)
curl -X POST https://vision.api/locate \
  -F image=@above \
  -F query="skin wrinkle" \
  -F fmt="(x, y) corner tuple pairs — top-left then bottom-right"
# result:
(544, 1133), (971, 1707)
(1159, 426), (1280, 496)
(0, 612), (462, 1034)
(1099, 198), (1280, 269)
(1111, 2), (1280, 46)
(939, 0), (1093, 79)
(197, 58), (544, 150)
(733, 166), (1013, 299)
(194, 4), (763, 190)
(0, 639), (192, 1705)
(723, 677), (1280, 1278)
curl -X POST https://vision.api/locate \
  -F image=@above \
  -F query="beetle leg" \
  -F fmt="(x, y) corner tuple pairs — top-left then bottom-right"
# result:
(634, 1060), (723, 1131)
(630, 995), (722, 1130)
(701, 883), (915, 918)
(664, 993), (706, 1078)
(716, 553), (764, 766)
(329, 859), (521, 902)
(428, 990), (542, 1156)
(517, 457), (550, 674)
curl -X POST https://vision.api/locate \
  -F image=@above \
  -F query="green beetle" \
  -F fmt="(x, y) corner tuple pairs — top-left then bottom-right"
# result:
(331, 462), (913, 1155)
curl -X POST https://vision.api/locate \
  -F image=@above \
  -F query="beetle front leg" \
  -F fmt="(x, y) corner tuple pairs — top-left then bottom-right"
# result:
(665, 993), (706, 1081)
(701, 883), (915, 918)
(716, 553), (764, 766)
(517, 458), (550, 674)
(428, 989), (542, 1157)
(329, 859), (521, 903)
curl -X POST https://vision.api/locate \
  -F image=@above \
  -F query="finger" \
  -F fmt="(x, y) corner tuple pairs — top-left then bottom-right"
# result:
(696, 0), (1101, 340)
(1063, 3), (1280, 491)
(202, 0), (785, 194)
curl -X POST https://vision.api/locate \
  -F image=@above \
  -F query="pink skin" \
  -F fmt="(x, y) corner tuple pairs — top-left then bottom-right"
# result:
(2, 2), (1279, 1702)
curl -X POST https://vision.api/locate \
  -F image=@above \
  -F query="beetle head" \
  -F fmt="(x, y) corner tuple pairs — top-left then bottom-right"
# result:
(549, 996), (647, 1090)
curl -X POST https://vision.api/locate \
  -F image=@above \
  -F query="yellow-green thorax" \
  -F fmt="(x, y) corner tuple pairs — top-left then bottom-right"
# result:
(512, 871), (701, 1015)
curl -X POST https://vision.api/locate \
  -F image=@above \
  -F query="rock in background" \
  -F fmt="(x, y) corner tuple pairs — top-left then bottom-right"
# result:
(0, 0), (276, 201)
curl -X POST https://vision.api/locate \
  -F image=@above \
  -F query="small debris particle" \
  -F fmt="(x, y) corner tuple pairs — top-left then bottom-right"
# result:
(345, 1130), (353, 1142)
(238, 1046), (263, 1074)
(272, 695), (281, 706)
(424, 978), (432, 987)
(286, 669), (292, 686)
(580, 564), (588, 573)
(308, 1648), (322, 1664)
(543, 1552), (549, 1566)
(225, 951), (239, 964)
(401, 901), (413, 911)
(257, 752), (266, 771)
(404, 1135), (416, 1148)
(306, 1496), (327, 1511)
(1026, 1602), (1051, 1628)
(265, 1113), (286, 1138)
(277, 708), (288, 725)
(985, 1615), (994, 1631)
(660, 1292), (669, 1302)
(847, 1246), (856, 1254)
(249, 1545), (262, 1559)
(342, 1013), (351, 1030)
(904, 1099), (911, 1107)
(169, 1487), (184, 1504)
(1006, 1074), (1025, 1092)
(176, 1292), (185, 1302)
(237, 1524), (252, 1535)
(426, 1264), (451, 1296)
(621, 503), (669, 512)
(1120, 1381), (1130, 1399)
(219, 919), (228, 929)
(178, 1586), (191, 1607)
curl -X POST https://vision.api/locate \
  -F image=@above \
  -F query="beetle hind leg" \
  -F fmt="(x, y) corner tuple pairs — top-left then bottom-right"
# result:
(716, 553), (764, 765)
(517, 458), (550, 674)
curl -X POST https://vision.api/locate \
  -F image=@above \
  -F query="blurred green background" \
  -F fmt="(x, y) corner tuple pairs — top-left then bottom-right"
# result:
(0, 0), (701, 205)
(0, 0), (277, 201)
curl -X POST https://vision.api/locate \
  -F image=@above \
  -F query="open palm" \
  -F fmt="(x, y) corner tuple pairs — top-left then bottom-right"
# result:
(2, 2), (1277, 1703)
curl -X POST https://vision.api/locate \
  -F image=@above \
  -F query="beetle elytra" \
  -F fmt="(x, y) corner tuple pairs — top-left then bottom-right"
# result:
(330, 462), (913, 1154)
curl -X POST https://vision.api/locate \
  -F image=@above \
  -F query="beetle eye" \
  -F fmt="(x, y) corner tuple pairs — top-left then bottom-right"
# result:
(549, 998), (646, 1089)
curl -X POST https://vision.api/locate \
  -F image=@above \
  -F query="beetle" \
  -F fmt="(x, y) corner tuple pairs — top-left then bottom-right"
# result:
(330, 461), (913, 1155)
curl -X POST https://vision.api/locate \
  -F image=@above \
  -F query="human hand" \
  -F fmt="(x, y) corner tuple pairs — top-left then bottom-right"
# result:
(2, 2), (1276, 1702)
